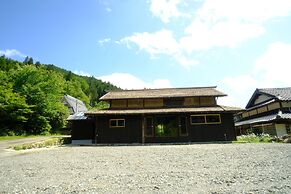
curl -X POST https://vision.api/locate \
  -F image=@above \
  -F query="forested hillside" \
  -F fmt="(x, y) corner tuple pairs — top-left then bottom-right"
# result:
(0, 56), (118, 135)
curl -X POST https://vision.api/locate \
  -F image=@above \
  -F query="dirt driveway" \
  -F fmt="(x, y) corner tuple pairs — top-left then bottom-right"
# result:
(0, 143), (290, 193)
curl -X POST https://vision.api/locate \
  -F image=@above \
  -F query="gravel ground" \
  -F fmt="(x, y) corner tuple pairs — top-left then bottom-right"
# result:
(0, 143), (290, 194)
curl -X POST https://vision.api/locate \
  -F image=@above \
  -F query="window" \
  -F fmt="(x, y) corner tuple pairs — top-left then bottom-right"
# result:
(206, 115), (221, 123)
(111, 100), (127, 108)
(184, 97), (200, 106)
(145, 117), (154, 137)
(190, 114), (221, 125)
(200, 97), (216, 106)
(190, 115), (205, 124)
(257, 106), (268, 114)
(164, 98), (183, 107)
(128, 99), (143, 108)
(109, 119), (125, 128)
(268, 102), (280, 111)
(144, 99), (163, 107)
(249, 109), (258, 116)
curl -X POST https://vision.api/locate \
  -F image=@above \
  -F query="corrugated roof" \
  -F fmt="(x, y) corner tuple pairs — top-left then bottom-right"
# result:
(85, 105), (241, 116)
(62, 94), (88, 114)
(100, 86), (227, 100)
(235, 112), (291, 126)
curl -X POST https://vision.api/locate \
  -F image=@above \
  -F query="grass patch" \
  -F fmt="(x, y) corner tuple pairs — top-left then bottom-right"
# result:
(11, 137), (71, 150)
(234, 133), (282, 143)
(0, 135), (40, 141)
(0, 130), (70, 141)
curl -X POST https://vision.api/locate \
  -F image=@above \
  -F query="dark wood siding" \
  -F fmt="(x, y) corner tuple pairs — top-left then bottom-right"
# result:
(144, 113), (236, 143)
(187, 113), (236, 141)
(77, 112), (236, 143)
(71, 119), (95, 140)
(95, 115), (142, 143)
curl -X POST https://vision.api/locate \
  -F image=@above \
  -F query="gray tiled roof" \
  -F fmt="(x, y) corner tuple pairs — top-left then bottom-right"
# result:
(67, 112), (87, 120)
(62, 94), (88, 114)
(100, 86), (227, 100)
(86, 105), (241, 116)
(259, 87), (291, 101)
(245, 87), (291, 108)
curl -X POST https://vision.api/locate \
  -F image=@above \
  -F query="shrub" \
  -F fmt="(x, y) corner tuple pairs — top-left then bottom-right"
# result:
(237, 133), (282, 143)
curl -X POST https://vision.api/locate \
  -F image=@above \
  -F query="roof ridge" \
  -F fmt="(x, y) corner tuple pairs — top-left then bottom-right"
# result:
(259, 87), (291, 90)
(64, 94), (86, 104)
(107, 86), (218, 93)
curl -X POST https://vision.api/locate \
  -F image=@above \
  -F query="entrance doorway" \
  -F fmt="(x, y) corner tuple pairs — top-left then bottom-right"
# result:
(154, 116), (179, 137)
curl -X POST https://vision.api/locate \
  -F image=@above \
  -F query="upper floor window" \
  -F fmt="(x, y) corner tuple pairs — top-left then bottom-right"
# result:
(164, 98), (184, 107)
(128, 99), (143, 108)
(200, 97), (216, 106)
(144, 99), (163, 108)
(109, 119), (125, 128)
(184, 97), (200, 106)
(111, 100), (127, 108)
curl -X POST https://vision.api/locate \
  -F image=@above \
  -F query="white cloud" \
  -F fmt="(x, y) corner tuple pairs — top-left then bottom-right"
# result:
(98, 38), (111, 46)
(0, 49), (25, 58)
(254, 42), (291, 85)
(219, 42), (291, 108)
(73, 70), (91, 77)
(219, 75), (258, 108)
(121, 29), (178, 56)
(98, 73), (172, 89)
(173, 53), (199, 69)
(105, 7), (112, 12)
(72, 71), (172, 89)
(98, 0), (112, 13)
(197, 0), (291, 23)
(149, 0), (291, 24)
(119, 0), (291, 69)
(149, 0), (188, 23)
(121, 29), (199, 69)
(184, 0), (291, 52)
(181, 20), (265, 52)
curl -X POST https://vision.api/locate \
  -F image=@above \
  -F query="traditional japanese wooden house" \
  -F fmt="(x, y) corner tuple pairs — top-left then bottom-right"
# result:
(235, 87), (291, 137)
(71, 86), (241, 144)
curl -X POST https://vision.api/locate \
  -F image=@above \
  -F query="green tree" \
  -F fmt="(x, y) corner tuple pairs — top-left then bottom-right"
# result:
(0, 56), (119, 135)
(12, 66), (68, 134)
(65, 79), (90, 105)
(0, 71), (32, 135)
(23, 56), (34, 64)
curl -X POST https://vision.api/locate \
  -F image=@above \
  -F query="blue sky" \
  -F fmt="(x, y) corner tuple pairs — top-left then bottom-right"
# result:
(1, 0), (291, 108)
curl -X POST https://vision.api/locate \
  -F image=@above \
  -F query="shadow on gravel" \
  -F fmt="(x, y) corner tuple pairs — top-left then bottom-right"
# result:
(68, 141), (234, 147)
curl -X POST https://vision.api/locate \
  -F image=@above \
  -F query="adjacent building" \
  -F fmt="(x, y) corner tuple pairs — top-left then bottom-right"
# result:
(62, 94), (88, 115)
(235, 87), (291, 137)
(71, 86), (241, 144)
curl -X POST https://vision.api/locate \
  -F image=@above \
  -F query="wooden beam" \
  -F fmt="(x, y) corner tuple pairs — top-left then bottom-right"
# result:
(141, 114), (145, 144)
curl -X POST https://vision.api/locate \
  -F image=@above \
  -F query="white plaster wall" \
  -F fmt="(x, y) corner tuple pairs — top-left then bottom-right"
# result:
(254, 94), (272, 105)
(275, 124), (287, 137)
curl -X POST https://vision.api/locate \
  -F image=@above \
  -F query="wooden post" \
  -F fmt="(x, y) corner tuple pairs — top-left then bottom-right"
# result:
(141, 114), (145, 144)
(95, 117), (98, 144)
